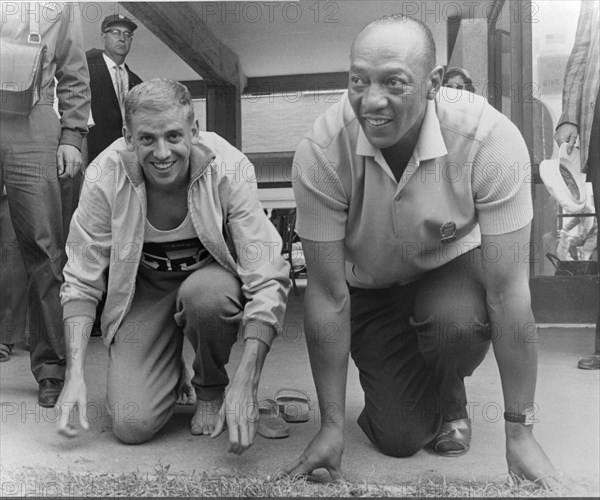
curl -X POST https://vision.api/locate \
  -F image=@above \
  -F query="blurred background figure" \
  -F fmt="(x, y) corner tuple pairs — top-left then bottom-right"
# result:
(556, 195), (598, 263)
(85, 14), (142, 336)
(555, 0), (599, 370)
(442, 66), (476, 93)
(0, 189), (27, 363)
(85, 14), (142, 165)
(0, 2), (90, 405)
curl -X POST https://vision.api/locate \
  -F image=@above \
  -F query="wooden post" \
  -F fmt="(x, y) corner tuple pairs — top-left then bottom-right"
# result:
(206, 85), (241, 149)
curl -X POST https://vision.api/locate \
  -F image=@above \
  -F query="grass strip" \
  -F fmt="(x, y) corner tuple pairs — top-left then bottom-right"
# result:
(0, 464), (595, 497)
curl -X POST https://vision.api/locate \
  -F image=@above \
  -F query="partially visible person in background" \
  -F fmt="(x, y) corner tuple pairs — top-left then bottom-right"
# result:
(555, 0), (599, 371)
(556, 196), (597, 263)
(0, 2), (90, 405)
(85, 13), (143, 337)
(86, 14), (142, 165)
(0, 190), (27, 362)
(442, 66), (476, 93)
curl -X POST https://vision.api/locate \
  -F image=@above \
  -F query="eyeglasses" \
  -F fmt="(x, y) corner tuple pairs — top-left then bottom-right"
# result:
(104, 28), (133, 40)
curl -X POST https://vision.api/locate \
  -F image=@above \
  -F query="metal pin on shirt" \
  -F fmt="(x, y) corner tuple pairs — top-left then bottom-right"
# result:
(440, 221), (457, 243)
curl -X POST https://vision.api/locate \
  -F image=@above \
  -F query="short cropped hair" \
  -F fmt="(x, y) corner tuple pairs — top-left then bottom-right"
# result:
(124, 79), (195, 128)
(352, 14), (436, 69)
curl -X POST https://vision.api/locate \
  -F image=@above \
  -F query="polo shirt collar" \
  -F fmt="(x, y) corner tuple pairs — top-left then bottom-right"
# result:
(415, 99), (448, 162)
(355, 99), (448, 164)
(356, 126), (378, 157)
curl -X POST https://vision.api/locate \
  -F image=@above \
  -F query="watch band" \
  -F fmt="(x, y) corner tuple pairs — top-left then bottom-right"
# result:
(504, 410), (535, 425)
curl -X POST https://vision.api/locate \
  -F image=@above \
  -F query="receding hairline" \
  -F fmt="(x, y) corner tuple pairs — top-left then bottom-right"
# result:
(350, 15), (436, 68)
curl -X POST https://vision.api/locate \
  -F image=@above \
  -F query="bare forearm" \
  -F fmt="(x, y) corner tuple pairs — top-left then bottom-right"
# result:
(64, 315), (94, 377)
(235, 325), (271, 389)
(488, 289), (538, 413)
(304, 283), (351, 428)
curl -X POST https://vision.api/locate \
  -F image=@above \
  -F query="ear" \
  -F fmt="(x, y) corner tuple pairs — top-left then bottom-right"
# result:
(123, 125), (134, 151)
(425, 65), (445, 100)
(190, 119), (200, 144)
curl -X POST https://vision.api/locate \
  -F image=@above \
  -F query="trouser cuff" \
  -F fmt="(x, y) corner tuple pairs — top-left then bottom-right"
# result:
(194, 385), (225, 401)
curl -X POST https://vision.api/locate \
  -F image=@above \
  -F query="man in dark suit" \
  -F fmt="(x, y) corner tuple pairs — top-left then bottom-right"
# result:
(85, 14), (142, 337)
(86, 14), (142, 164)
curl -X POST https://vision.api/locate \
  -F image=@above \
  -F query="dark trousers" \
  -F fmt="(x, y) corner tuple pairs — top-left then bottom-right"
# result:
(107, 262), (244, 444)
(350, 249), (491, 457)
(0, 105), (79, 381)
(0, 195), (27, 345)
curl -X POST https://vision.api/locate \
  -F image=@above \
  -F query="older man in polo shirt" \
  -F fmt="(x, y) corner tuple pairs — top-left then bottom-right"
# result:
(285, 14), (558, 484)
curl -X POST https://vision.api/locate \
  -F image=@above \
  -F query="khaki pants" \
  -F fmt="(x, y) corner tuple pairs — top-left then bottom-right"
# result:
(106, 262), (244, 444)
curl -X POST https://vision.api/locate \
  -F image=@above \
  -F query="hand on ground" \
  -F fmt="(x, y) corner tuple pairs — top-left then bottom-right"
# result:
(282, 426), (344, 482)
(211, 380), (259, 455)
(56, 378), (89, 438)
(176, 363), (197, 406)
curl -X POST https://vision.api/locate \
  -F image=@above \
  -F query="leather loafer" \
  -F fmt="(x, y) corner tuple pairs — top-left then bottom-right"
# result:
(432, 417), (471, 457)
(38, 378), (64, 408)
(577, 354), (600, 370)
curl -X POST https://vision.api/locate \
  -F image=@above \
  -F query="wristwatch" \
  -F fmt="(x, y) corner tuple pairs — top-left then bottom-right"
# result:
(504, 407), (536, 425)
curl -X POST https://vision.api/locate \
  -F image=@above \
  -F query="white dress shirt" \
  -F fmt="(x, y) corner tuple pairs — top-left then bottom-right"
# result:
(103, 52), (129, 102)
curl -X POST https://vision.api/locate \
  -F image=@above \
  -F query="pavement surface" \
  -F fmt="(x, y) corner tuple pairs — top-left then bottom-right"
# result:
(1, 287), (599, 493)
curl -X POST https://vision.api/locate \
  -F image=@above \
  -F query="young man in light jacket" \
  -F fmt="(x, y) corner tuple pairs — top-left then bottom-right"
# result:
(57, 79), (290, 452)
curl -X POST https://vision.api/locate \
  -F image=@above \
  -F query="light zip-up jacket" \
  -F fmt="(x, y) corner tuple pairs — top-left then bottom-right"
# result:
(61, 133), (291, 347)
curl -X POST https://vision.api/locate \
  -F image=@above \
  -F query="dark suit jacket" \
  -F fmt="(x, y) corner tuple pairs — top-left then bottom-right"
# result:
(86, 49), (142, 163)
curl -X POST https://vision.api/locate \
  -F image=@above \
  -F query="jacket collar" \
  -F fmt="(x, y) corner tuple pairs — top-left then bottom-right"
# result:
(116, 141), (217, 188)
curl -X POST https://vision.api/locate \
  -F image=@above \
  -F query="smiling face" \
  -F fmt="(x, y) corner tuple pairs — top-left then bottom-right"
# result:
(123, 105), (198, 190)
(348, 22), (442, 153)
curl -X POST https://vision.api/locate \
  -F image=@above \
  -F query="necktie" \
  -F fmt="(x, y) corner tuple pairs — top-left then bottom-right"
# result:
(114, 65), (125, 119)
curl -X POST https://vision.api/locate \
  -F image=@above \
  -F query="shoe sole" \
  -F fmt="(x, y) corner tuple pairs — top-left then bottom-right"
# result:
(38, 400), (57, 408)
(433, 446), (470, 457)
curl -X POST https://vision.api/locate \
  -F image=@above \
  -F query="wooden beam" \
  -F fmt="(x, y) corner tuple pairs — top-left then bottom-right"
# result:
(446, 16), (461, 63)
(206, 85), (241, 149)
(182, 72), (349, 98)
(179, 80), (206, 99)
(121, 2), (246, 89)
(246, 73), (348, 95)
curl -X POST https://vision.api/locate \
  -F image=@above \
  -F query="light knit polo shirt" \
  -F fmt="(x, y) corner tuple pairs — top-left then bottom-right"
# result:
(292, 90), (533, 288)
